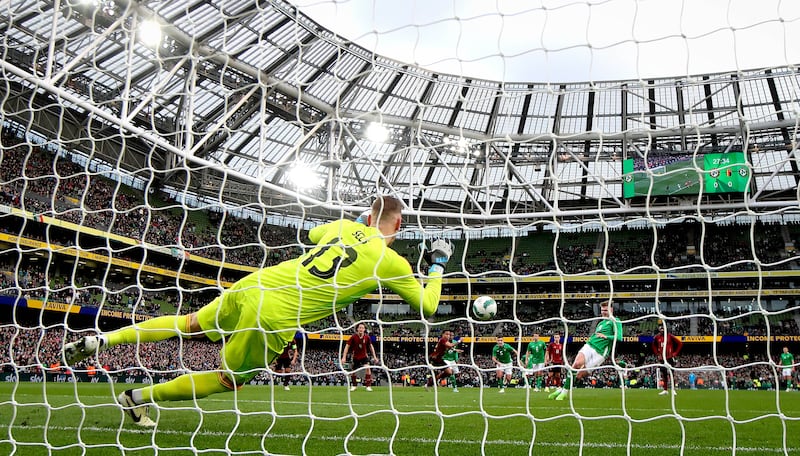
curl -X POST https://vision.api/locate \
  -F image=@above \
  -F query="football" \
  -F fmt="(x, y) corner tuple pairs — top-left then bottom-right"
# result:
(472, 295), (497, 320)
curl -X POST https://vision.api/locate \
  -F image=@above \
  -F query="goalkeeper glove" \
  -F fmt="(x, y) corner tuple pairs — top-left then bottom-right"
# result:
(423, 238), (453, 274)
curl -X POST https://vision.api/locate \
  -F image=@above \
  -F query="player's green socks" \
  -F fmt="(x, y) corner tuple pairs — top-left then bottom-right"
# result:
(449, 375), (457, 387)
(499, 378), (505, 389)
(138, 372), (228, 403)
(563, 372), (573, 390)
(106, 315), (191, 347)
(536, 377), (543, 389)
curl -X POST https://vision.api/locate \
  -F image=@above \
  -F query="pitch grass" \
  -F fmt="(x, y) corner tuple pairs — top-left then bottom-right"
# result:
(630, 161), (700, 197)
(1, 382), (799, 455)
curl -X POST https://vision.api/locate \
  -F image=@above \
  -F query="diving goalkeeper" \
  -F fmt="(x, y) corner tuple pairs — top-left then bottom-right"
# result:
(63, 195), (451, 427)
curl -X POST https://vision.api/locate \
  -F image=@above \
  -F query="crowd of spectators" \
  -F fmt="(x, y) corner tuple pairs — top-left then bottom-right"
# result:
(0, 129), (302, 270)
(3, 126), (800, 284)
(628, 154), (695, 172)
(3, 127), (800, 393)
(3, 256), (798, 339)
(456, 224), (795, 277)
(1, 325), (793, 392)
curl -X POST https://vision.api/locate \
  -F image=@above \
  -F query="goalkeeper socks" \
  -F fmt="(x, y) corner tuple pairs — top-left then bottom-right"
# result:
(139, 372), (228, 403)
(106, 315), (191, 347)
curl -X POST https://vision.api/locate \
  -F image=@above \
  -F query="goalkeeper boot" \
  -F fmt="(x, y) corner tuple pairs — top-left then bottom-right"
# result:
(63, 335), (105, 365)
(117, 390), (156, 427)
(554, 390), (568, 401)
(547, 388), (561, 400)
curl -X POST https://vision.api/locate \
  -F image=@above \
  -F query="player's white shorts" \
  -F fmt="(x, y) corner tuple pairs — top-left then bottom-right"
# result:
(444, 359), (460, 374)
(783, 368), (793, 377)
(496, 362), (513, 376)
(578, 345), (606, 370)
(523, 363), (546, 376)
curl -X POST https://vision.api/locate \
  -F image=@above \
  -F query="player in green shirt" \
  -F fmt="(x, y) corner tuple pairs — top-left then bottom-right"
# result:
(492, 336), (519, 393)
(441, 334), (463, 392)
(550, 301), (623, 401)
(779, 346), (795, 392)
(524, 332), (547, 391)
(63, 195), (451, 427)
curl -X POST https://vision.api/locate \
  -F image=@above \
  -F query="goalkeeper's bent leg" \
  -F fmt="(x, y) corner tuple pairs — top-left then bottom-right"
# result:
(135, 371), (229, 404)
(106, 315), (192, 347)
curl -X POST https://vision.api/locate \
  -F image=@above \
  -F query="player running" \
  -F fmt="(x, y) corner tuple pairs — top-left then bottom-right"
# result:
(274, 338), (298, 391)
(341, 322), (379, 392)
(492, 336), (519, 393)
(523, 332), (547, 391)
(652, 320), (683, 396)
(441, 333), (463, 392)
(426, 329), (460, 391)
(546, 333), (565, 392)
(63, 196), (451, 427)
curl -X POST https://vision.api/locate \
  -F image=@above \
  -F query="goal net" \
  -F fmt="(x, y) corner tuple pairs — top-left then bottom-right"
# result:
(1, 0), (800, 454)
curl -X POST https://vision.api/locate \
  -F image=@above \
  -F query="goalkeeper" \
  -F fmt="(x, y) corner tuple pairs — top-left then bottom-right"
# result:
(63, 195), (452, 427)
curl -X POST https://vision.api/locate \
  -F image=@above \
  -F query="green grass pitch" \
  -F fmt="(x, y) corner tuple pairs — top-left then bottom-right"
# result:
(629, 159), (702, 197)
(1, 382), (798, 455)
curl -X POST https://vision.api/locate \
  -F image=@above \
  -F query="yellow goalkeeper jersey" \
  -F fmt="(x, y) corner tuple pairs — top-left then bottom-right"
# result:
(236, 219), (442, 331)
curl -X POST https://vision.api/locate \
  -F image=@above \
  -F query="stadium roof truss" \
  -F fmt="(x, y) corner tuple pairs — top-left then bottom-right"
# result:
(1, 0), (800, 227)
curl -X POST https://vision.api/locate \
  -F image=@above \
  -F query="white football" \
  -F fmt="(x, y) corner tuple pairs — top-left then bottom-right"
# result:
(472, 295), (497, 320)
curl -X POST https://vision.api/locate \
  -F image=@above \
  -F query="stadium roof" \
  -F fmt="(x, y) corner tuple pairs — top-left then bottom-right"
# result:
(1, 0), (799, 227)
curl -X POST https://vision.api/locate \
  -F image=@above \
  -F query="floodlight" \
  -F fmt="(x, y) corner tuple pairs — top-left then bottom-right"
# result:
(286, 163), (322, 190)
(365, 123), (389, 143)
(138, 20), (162, 48)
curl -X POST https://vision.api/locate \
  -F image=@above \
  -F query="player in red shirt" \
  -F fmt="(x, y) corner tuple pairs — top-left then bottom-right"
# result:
(652, 320), (683, 396)
(546, 333), (564, 392)
(274, 339), (298, 391)
(341, 323), (378, 392)
(426, 329), (457, 390)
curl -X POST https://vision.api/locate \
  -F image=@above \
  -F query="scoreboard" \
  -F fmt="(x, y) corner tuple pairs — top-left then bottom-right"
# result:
(703, 152), (750, 193)
(622, 152), (750, 198)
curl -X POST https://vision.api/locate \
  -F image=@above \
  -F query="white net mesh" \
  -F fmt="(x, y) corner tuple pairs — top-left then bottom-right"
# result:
(1, 0), (800, 454)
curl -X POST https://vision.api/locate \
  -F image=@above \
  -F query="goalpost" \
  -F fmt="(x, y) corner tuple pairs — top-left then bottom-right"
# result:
(2, 0), (800, 454)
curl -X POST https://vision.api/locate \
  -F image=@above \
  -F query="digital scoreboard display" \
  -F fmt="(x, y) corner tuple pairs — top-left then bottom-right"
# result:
(622, 152), (749, 198)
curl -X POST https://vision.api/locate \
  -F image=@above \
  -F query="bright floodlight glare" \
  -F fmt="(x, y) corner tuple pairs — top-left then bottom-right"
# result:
(365, 123), (389, 142)
(287, 163), (322, 190)
(138, 20), (162, 48)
